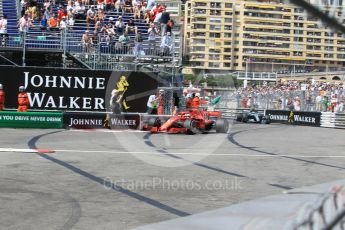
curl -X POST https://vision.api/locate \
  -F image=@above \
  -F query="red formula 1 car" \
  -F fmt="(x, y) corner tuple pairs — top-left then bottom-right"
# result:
(146, 109), (229, 134)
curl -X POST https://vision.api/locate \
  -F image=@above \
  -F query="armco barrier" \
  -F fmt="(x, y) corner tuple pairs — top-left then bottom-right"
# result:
(63, 111), (141, 130)
(0, 111), (63, 128)
(4, 109), (342, 130)
(108, 114), (140, 130)
(64, 111), (107, 129)
(321, 112), (345, 129)
(215, 108), (264, 120)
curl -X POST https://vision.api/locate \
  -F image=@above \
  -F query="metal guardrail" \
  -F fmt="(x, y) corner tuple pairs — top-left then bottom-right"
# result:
(217, 107), (345, 130)
(321, 112), (345, 129)
(65, 32), (175, 57)
(215, 107), (265, 120)
(2, 30), (176, 70)
(288, 185), (345, 230)
(236, 72), (277, 81)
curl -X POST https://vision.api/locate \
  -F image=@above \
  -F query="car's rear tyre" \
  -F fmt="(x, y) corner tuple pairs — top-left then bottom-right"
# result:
(148, 117), (161, 127)
(264, 115), (271, 124)
(215, 119), (229, 133)
(183, 119), (199, 134)
(236, 114), (243, 122)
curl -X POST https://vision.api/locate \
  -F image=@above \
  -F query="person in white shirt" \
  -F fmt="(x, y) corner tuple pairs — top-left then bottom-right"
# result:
(18, 14), (32, 44)
(66, 0), (74, 12)
(115, 16), (124, 35)
(68, 14), (75, 29)
(59, 16), (68, 30)
(147, 23), (159, 54)
(153, 11), (162, 29)
(315, 94), (322, 111)
(160, 32), (172, 56)
(0, 15), (8, 46)
(147, 93), (159, 114)
(293, 96), (301, 111)
(115, 0), (125, 15)
(86, 5), (97, 26)
(43, 0), (51, 11)
(132, 0), (141, 19)
(146, 0), (156, 11)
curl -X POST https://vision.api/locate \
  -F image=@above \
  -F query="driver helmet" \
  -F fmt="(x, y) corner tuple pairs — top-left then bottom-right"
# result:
(195, 92), (200, 97)
(0, 84), (3, 90)
(19, 86), (25, 92)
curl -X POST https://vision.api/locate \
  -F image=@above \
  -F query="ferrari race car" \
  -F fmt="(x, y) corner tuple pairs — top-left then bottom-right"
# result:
(146, 109), (229, 134)
(236, 111), (271, 124)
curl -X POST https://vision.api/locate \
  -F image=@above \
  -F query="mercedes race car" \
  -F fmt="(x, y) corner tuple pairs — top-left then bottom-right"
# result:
(145, 109), (229, 134)
(236, 110), (271, 124)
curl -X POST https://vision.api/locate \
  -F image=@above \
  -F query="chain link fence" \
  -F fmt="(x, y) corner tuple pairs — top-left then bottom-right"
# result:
(232, 89), (345, 113)
(287, 186), (345, 230)
(158, 87), (183, 115)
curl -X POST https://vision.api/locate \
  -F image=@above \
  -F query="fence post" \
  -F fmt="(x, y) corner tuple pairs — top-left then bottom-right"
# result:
(22, 32), (26, 67)
(62, 29), (67, 68)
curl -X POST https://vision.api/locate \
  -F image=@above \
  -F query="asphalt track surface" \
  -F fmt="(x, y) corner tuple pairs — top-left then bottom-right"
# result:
(0, 123), (345, 230)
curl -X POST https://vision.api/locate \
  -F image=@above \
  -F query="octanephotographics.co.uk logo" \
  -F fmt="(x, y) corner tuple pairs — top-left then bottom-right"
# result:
(112, 70), (235, 168)
(103, 177), (243, 192)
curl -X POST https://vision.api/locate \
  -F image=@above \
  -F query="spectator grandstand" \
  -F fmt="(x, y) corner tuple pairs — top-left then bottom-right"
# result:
(0, 0), (180, 72)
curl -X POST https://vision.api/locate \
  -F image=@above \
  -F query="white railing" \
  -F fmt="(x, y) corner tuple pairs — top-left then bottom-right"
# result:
(321, 112), (345, 129)
(236, 72), (277, 81)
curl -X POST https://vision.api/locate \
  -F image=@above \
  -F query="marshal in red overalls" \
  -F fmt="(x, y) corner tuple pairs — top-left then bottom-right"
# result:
(17, 86), (29, 112)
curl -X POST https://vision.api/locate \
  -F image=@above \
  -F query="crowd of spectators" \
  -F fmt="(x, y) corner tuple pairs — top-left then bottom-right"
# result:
(234, 80), (345, 113)
(17, 0), (175, 56)
(0, 15), (8, 46)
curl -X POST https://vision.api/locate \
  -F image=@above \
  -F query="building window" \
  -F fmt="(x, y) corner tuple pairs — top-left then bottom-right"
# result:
(209, 62), (220, 68)
(224, 18), (232, 23)
(224, 33), (232, 38)
(225, 3), (232, 8)
(210, 25), (221, 31)
(194, 24), (206, 29)
(210, 18), (221, 23)
(209, 33), (221, 38)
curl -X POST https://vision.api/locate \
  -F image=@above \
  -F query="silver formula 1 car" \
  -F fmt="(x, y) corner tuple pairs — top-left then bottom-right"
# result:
(236, 111), (271, 124)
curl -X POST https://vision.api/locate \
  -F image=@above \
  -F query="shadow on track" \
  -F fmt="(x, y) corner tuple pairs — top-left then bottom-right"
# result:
(143, 132), (247, 178)
(28, 131), (190, 218)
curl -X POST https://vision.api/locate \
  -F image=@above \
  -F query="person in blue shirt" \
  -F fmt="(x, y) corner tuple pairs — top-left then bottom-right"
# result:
(40, 15), (48, 30)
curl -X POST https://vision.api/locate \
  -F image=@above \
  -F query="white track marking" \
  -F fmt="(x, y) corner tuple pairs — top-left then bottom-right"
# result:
(0, 148), (54, 153)
(1, 148), (344, 159)
(52, 149), (345, 158)
(0, 148), (38, 153)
